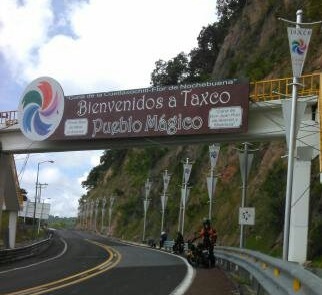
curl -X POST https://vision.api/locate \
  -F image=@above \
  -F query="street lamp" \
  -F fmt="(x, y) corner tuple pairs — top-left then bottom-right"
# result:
(161, 170), (171, 233)
(142, 178), (152, 242)
(207, 144), (220, 221)
(180, 158), (192, 236)
(108, 196), (116, 236)
(94, 199), (99, 231)
(101, 197), (107, 233)
(33, 160), (54, 239)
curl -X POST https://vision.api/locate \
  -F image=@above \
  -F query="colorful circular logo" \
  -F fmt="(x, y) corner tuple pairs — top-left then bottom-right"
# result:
(18, 77), (64, 141)
(292, 39), (307, 55)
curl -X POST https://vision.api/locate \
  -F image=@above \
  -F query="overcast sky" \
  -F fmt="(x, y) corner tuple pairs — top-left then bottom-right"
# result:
(0, 0), (217, 217)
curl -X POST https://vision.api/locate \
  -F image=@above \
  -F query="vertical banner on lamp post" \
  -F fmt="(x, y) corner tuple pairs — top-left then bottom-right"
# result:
(207, 177), (217, 201)
(287, 27), (312, 78)
(160, 194), (168, 211)
(110, 196), (115, 209)
(183, 163), (192, 184)
(163, 171), (171, 193)
(209, 144), (220, 170)
(145, 179), (152, 199)
(181, 187), (190, 206)
(144, 199), (150, 212)
(239, 152), (254, 185)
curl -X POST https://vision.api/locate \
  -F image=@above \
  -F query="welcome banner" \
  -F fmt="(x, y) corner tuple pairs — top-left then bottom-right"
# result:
(19, 78), (249, 142)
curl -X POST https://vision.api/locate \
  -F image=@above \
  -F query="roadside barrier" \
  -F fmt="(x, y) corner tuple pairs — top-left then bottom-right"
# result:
(0, 233), (53, 264)
(162, 240), (188, 252)
(214, 246), (322, 295)
(161, 241), (322, 294)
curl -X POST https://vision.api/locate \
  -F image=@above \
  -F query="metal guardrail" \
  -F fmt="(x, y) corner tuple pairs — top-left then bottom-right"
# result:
(213, 246), (322, 295)
(160, 241), (322, 294)
(162, 240), (188, 252)
(0, 233), (53, 264)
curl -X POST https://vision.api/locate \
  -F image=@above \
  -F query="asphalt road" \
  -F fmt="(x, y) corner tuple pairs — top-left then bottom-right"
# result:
(0, 230), (189, 295)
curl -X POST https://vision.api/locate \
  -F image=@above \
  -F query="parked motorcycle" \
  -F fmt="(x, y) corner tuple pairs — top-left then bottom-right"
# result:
(186, 240), (215, 268)
(172, 241), (185, 254)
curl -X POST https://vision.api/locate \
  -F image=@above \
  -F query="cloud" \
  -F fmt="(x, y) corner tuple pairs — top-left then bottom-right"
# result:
(15, 150), (103, 217)
(1, 0), (216, 94)
(4, 0), (217, 217)
(0, 0), (53, 81)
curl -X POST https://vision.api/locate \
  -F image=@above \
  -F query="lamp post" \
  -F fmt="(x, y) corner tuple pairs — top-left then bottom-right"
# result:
(180, 158), (192, 236)
(278, 10), (321, 261)
(94, 199), (99, 232)
(37, 198), (51, 234)
(86, 201), (90, 229)
(142, 178), (152, 242)
(237, 143), (255, 248)
(80, 203), (85, 229)
(90, 200), (94, 230)
(208, 144), (220, 221)
(33, 160), (54, 239)
(108, 196), (116, 236)
(101, 197), (107, 233)
(161, 170), (171, 233)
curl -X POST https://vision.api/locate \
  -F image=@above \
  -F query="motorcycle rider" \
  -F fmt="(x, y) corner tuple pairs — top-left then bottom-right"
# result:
(172, 231), (185, 254)
(159, 231), (167, 248)
(193, 218), (217, 265)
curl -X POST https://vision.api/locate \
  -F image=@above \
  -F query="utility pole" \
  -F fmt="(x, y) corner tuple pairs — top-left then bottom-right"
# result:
(37, 183), (48, 202)
(33, 160), (53, 239)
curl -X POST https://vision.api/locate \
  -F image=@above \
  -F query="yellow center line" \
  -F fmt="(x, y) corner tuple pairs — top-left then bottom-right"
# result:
(5, 240), (121, 295)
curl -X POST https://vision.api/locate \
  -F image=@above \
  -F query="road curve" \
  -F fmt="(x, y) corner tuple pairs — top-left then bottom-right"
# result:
(0, 230), (189, 295)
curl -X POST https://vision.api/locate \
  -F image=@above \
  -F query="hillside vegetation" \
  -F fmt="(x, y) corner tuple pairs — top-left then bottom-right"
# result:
(78, 0), (322, 262)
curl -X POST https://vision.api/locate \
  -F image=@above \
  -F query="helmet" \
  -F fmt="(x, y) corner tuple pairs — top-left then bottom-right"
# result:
(203, 218), (210, 227)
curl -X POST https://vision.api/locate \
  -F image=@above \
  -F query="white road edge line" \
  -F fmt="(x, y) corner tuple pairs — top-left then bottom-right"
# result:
(113, 238), (196, 295)
(169, 254), (195, 295)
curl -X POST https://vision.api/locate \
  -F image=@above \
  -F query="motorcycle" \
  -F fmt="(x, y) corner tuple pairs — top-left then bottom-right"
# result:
(186, 240), (215, 268)
(172, 241), (185, 254)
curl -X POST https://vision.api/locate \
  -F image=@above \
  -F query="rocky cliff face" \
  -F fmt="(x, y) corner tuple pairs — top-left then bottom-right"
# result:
(210, 0), (322, 257)
(212, 0), (322, 81)
(82, 0), (322, 260)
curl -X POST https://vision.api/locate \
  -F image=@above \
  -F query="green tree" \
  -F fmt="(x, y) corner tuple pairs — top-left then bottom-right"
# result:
(20, 188), (28, 201)
(189, 22), (228, 81)
(151, 52), (189, 86)
(216, 0), (246, 21)
(255, 160), (286, 243)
